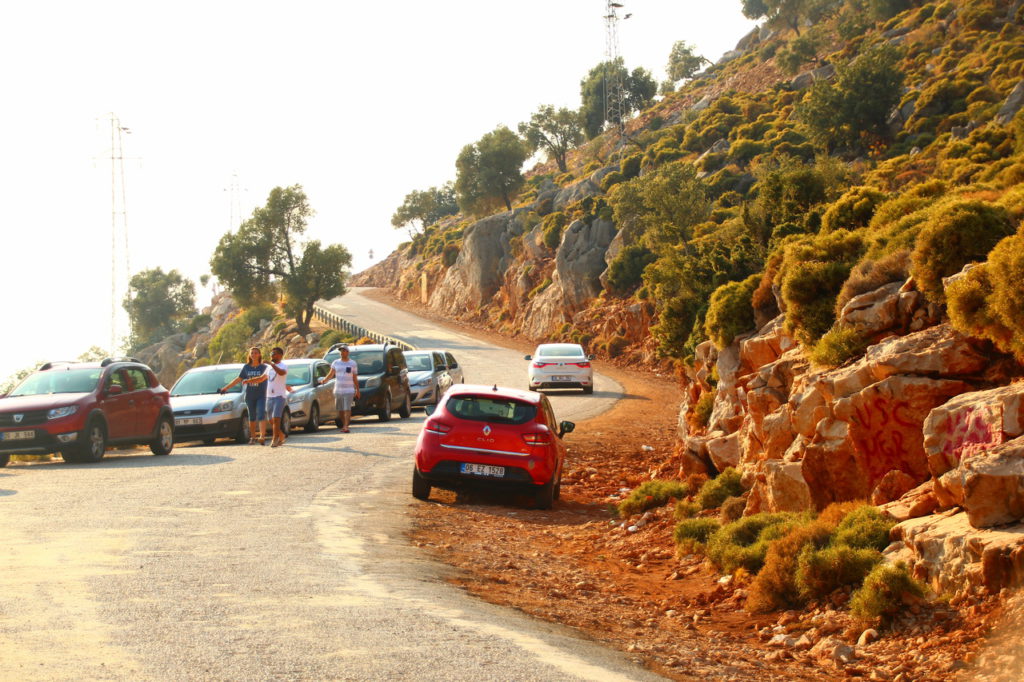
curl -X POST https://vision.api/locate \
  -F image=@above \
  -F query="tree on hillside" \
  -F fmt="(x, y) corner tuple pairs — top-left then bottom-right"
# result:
(667, 41), (710, 82)
(391, 183), (458, 237)
(798, 45), (904, 154)
(741, 0), (834, 35)
(580, 58), (657, 139)
(123, 267), (197, 350)
(518, 105), (584, 173)
(454, 126), (529, 214)
(210, 185), (352, 334)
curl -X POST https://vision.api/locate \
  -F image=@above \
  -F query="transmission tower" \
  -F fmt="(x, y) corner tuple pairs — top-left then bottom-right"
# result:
(106, 114), (132, 352)
(224, 172), (248, 229)
(603, 1), (628, 140)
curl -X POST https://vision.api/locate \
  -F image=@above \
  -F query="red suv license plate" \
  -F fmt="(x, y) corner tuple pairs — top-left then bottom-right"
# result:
(461, 463), (505, 477)
(1, 430), (34, 441)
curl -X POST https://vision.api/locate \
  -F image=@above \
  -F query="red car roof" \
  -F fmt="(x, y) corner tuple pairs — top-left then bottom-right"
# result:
(446, 384), (541, 404)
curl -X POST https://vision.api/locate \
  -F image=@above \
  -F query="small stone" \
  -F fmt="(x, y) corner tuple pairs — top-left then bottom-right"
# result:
(858, 628), (879, 646)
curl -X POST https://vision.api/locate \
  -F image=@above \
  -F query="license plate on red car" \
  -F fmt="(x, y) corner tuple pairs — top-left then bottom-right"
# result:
(1, 430), (34, 441)
(460, 463), (505, 477)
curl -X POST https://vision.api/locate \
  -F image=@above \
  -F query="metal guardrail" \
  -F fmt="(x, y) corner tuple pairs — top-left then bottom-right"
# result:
(313, 304), (416, 351)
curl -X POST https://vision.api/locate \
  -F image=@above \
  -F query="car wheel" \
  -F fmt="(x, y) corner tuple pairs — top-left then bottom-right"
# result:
(234, 411), (250, 444)
(150, 417), (174, 456)
(534, 478), (555, 510)
(0, 454), (9, 468)
(412, 467), (431, 500)
(583, 385), (594, 395)
(305, 403), (320, 433)
(281, 409), (292, 435)
(67, 419), (106, 463)
(554, 469), (562, 500)
(378, 392), (392, 422)
(398, 392), (411, 419)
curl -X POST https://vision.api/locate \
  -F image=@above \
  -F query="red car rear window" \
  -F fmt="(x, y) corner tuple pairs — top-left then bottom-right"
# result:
(447, 395), (536, 425)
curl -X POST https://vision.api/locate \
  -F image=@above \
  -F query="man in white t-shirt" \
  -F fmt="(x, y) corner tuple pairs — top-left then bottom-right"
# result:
(320, 344), (360, 433)
(265, 346), (289, 447)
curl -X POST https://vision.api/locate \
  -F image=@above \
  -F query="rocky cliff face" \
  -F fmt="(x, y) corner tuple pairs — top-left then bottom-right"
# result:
(677, 272), (1024, 595)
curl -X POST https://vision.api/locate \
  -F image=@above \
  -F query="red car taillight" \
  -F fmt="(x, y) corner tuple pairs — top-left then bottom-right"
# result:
(425, 419), (452, 435)
(522, 432), (552, 445)
(571, 361), (591, 368)
(532, 361), (553, 368)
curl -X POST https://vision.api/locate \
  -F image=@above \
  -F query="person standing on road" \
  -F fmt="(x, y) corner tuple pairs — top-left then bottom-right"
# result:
(321, 344), (360, 433)
(220, 347), (268, 445)
(265, 347), (289, 448)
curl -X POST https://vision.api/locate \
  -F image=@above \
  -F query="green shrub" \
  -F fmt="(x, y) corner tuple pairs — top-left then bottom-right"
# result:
(706, 512), (803, 573)
(600, 170), (625, 193)
(850, 562), (926, 622)
(186, 313), (212, 334)
(442, 243), (460, 267)
(721, 495), (747, 523)
(606, 334), (628, 358)
(836, 248), (910, 312)
(528, 278), (552, 299)
(618, 480), (690, 516)
(272, 320), (288, 336)
(318, 329), (352, 349)
(730, 138), (766, 166)
(910, 200), (1014, 303)
(948, 235), (1024, 362)
(810, 324), (871, 367)
(240, 303), (276, 332)
(832, 504), (895, 550)
(747, 520), (833, 613)
(207, 317), (254, 364)
(698, 467), (744, 510)
(674, 500), (701, 520)
(704, 274), (759, 350)
(541, 212), (568, 250)
(620, 153), (642, 180)
(605, 244), (656, 296)
(691, 392), (715, 431)
(673, 517), (720, 551)
(796, 546), (883, 599)
(821, 186), (888, 234)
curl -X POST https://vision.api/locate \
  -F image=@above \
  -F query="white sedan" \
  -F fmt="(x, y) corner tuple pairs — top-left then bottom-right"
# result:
(525, 343), (595, 394)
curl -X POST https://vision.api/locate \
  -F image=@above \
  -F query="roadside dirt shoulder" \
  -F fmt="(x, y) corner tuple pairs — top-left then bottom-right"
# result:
(362, 288), (1005, 682)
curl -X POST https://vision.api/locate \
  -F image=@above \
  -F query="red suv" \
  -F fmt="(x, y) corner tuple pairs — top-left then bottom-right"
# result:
(0, 358), (174, 467)
(412, 384), (575, 509)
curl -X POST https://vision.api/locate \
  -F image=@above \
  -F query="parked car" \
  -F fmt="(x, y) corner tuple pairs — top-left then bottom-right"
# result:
(0, 357), (174, 466)
(403, 349), (465, 407)
(411, 384), (575, 509)
(282, 357), (334, 432)
(169, 364), (250, 444)
(525, 343), (595, 394)
(324, 342), (412, 421)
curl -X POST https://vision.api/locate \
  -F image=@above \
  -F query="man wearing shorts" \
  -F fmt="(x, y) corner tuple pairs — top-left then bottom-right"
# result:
(321, 344), (360, 433)
(265, 347), (289, 447)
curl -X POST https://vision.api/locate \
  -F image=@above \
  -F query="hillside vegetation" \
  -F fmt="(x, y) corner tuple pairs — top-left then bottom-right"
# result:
(360, 0), (1024, 374)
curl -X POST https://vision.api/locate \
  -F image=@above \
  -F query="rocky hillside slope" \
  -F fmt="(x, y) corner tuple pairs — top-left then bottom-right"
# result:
(357, 0), (1024, 596)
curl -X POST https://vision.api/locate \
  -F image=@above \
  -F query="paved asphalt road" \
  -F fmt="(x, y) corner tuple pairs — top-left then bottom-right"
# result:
(0, 289), (661, 681)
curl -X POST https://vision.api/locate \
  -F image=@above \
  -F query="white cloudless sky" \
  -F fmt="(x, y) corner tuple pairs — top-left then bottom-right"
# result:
(0, 1), (755, 382)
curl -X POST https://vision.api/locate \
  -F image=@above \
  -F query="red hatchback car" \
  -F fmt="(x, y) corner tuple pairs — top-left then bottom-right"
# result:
(412, 384), (575, 509)
(0, 358), (174, 467)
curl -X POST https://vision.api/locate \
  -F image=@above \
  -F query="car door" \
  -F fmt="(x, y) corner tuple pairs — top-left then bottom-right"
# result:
(126, 367), (160, 438)
(432, 352), (451, 394)
(445, 352), (463, 384)
(388, 348), (409, 397)
(315, 361), (332, 405)
(100, 369), (135, 440)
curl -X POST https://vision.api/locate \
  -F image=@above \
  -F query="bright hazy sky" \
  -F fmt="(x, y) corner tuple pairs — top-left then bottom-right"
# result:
(0, 1), (755, 382)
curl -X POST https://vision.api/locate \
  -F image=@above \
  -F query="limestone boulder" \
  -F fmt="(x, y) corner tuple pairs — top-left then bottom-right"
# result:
(879, 481), (940, 523)
(863, 323), (989, 381)
(871, 469), (919, 505)
(923, 382), (1024, 477)
(740, 316), (798, 377)
(707, 431), (740, 471)
(935, 436), (1024, 528)
(764, 460), (813, 512)
(887, 511), (1024, 594)
(802, 376), (972, 509)
(552, 168), (614, 211)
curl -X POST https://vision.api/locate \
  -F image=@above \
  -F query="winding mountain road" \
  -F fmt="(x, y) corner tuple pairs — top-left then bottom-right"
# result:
(0, 290), (660, 681)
